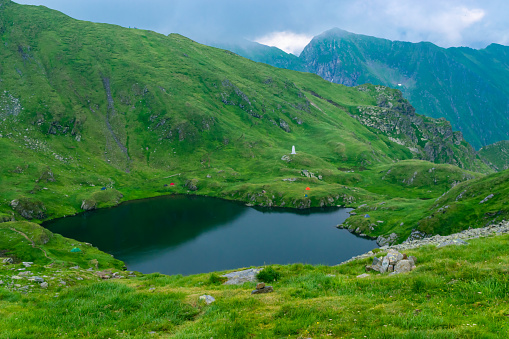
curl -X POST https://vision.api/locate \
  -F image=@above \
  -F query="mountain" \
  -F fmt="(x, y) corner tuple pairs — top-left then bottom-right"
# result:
(479, 140), (509, 171)
(210, 39), (306, 71)
(222, 28), (509, 150)
(0, 0), (504, 241)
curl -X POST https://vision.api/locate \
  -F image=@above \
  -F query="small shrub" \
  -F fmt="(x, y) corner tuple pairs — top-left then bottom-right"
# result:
(208, 273), (227, 285)
(256, 266), (281, 282)
(372, 248), (381, 254)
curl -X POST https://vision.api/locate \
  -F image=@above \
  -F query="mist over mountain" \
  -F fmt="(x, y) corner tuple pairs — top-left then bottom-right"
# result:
(217, 28), (509, 149)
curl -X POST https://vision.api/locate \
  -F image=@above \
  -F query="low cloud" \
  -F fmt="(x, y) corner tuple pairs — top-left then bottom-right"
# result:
(377, 1), (486, 46)
(254, 31), (313, 55)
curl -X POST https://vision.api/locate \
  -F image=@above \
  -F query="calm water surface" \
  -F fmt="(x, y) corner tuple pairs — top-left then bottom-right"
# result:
(45, 195), (377, 275)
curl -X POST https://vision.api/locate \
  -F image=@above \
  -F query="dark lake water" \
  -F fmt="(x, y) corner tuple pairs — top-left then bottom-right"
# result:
(44, 195), (377, 275)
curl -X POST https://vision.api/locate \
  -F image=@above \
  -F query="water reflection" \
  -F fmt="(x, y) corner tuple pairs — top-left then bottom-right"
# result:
(45, 195), (377, 275)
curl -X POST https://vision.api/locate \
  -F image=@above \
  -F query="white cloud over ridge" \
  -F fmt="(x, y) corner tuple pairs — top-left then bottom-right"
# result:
(14, 0), (509, 50)
(379, 1), (485, 46)
(254, 31), (313, 55)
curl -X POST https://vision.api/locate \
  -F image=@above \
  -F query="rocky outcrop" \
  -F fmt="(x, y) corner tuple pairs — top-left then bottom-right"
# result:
(184, 179), (199, 191)
(81, 200), (96, 211)
(365, 249), (416, 274)
(351, 87), (484, 171)
(339, 220), (509, 266)
(222, 268), (263, 285)
(10, 198), (46, 220)
(376, 232), (398, 246)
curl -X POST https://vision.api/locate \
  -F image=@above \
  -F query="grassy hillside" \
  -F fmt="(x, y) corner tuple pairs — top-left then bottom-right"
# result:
(223, 28), (509, 149)
(0, 0), (498, 242)
(480, 140), (509, 171)
(1, 221), (509, 338)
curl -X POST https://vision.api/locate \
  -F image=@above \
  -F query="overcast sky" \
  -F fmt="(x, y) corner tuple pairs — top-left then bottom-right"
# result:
(14, 0), (509, 55)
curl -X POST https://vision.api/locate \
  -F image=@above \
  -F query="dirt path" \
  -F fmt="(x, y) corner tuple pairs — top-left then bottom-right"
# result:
(10, 227), (53, 261)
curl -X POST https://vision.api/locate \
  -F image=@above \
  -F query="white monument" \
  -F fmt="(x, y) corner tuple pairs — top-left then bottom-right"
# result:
(291, 145), (297, 155)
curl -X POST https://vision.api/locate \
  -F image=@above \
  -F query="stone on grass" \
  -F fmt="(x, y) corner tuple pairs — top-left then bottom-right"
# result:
(199, 295), (215, 305)
(2, 258), (14, 264)
(251, 285), (274, 294)
(381, 256), (390, 273)
(356, 273), (370, 279)
(386, 249), (403, 264)
(222, 268), (263, 285)
(40, 282), (48, 289)
(436, 239), (468, 248)
(394, 260), (414, 274)
(31, 276), (44, 283)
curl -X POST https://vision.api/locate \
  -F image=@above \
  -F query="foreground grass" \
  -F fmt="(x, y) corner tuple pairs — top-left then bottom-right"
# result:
(1, 221), (509, 338)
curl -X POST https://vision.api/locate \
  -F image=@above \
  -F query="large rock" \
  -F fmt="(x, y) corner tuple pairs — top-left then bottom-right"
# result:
(381, 256), (390, 273)
(386, 249), (404, 264)
(394, 259), (414, 274)
(2, 257), (14, 264)
(199, 295), (215, 304)
(222, 268), (263, 285)
(81, 199), (96, 211)
(377, 232), (398, 246)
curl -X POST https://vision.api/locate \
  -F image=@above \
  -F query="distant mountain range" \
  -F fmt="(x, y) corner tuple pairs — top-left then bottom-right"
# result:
(212, 28), (509, 149)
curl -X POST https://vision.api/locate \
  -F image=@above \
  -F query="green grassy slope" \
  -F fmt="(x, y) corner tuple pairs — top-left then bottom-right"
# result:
(0, 0), (497, 241)
(224, 28), (509, 149)
(1, 221), (509, 338)
(480, 140), (509, 171)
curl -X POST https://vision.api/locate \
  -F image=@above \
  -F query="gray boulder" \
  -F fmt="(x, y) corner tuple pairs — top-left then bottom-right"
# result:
(394, 259), (414, 274)
(381, 256), (390, 273)
(479, 194), (494, 204)
(437, 239), (468, 248)
(222, 268), (263, 285)
(199, 295), (215, 304)
(81, 200), (96, 211)
(2, 257), (14, 264)
(386, 249), (404, 264)
(377, 233), (398, 246)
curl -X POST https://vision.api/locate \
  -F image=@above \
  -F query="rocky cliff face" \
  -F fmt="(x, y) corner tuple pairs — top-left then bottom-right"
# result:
(222, 28), (509, 150)
(351, 85), (484, 170)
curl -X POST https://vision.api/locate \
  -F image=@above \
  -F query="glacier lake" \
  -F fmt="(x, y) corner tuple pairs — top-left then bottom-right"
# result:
(45, 195), (377, 275)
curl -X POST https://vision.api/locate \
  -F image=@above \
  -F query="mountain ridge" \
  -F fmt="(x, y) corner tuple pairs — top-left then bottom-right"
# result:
(0, 0), (506, 243)
(218, 28), (509, 149)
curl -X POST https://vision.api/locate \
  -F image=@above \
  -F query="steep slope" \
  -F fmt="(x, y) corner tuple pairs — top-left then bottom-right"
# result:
(0, 0), (496, 241)
(479, 140), (509, 171)
(223, 28), (509, 149)
(210, 39), (306, 71)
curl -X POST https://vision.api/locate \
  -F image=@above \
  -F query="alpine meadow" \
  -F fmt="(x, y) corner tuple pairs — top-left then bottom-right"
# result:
(1, 1), (509, 338)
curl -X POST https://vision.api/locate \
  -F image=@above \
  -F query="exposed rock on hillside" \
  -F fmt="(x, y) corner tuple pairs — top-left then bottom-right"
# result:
(10, 198), (46, 220)
(351, 86), (486, 170)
